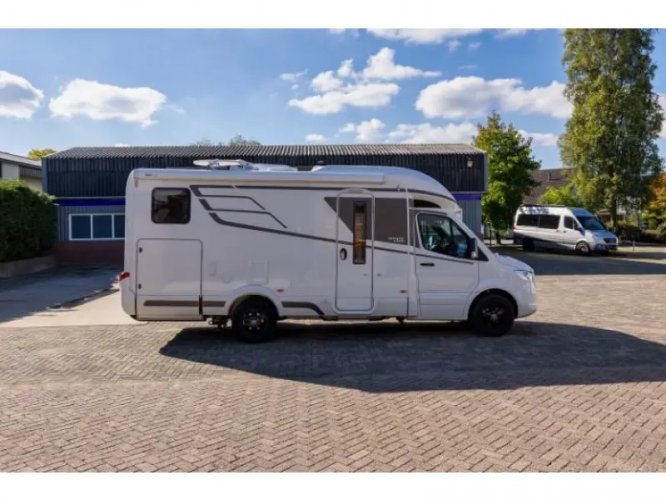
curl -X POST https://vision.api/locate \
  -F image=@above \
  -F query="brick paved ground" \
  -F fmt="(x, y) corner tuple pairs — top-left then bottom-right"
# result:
(1, 250), (665, 471)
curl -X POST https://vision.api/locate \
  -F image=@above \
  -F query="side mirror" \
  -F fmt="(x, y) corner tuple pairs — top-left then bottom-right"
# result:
(468, 238), (478, 259)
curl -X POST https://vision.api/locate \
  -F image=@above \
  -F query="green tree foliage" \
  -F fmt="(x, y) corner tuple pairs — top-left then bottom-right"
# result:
(191, 135), (261, 147)
(560, 29), (664, 229)
(27, 148), (57, 160)
(226, 134), (261, 146)
(0, 180), (56, 262)
(473, 112), (539, 243)
(539, 183), (584, 207)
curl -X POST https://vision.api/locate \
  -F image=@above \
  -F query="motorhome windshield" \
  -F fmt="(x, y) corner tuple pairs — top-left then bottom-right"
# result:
(576, 215), (606, 231)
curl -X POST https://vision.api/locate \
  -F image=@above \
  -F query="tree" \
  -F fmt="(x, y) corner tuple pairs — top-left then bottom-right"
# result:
(473, 112), (539, 244)
(27, 148), (57, 160)
(539, 183), (584, 207)
(647, 172), (666, 218)
(560, 29), (664, 229)
(190, 135), (261, 147)
(227, 134), (260, 147)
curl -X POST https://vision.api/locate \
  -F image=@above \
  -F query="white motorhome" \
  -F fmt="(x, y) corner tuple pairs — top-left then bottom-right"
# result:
(120, 161), (537, 342)
(513, 205), (618, 255)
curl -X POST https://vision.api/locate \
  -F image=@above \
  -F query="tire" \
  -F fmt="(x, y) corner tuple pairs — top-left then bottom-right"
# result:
(469, 294), (515, 337)
(522, 238), (535, 251)
(575, 241), (591, 256)
(231, 298), (278, 343)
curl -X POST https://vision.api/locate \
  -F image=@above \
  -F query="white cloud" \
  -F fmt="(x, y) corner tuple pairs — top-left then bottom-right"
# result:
(289, 82), (399, 115)
(280, 70), (306, 84)
(416, 76), (572, 120)
(447, 40), (462, 53)
(311, 71), (344, 92)
(0, 70), (44, 119)
(305, 133), (326, 143)
(362, 48), (440, 80)
(367, 29), (482, 45)
(113, 143), (131, 147)
(519, 130), (559, 147)
(496, 29), (529, 39)
(339, 118), (385, 143)
(50, 79), (166, 127)
(468, 42), (482, 51)
(337, 59), (354, 78)
(388, 122), (477, 144)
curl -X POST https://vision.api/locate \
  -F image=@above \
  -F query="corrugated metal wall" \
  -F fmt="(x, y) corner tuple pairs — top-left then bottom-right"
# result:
(44, 152), (487, 197)
(56, 205), (125, 241)
(457, 199), (483, 237)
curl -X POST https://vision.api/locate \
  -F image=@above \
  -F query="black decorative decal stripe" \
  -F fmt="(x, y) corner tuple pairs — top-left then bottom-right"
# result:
(144, 300), (199, 307)
(282, 302), (325, 315)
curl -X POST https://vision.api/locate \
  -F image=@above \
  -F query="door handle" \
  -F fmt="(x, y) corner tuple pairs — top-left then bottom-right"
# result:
(420, 262), (435, 267)
(339, 248), (347, 261)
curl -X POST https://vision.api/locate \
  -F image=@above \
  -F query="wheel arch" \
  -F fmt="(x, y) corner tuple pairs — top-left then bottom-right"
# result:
(466, 288), (518, 320)
(227, 288), (283, 318)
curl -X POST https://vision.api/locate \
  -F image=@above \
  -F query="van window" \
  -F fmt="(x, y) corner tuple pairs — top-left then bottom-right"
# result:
(538, 214), (560, 230)
(417, 213), (470, 259)
(414, 199), (440, 208)
(152, 188), (191, 224)
(564, 216), (578, 230)
(516, 214), (538, 227)
(352, 201), (367, 264)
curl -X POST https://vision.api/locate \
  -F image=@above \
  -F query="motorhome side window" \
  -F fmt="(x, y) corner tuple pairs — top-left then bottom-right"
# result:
(151, 188), (191, 224)
(352, 201), (367, 264)
(418, 213), (470, 259)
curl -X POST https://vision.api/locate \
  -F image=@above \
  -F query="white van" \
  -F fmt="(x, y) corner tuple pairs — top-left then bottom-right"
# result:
(120, 161), (537, 342)
(513, 204), (618, 255)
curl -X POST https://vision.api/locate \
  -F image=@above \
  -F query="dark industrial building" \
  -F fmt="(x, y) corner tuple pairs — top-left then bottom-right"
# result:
(43, 144), (488, 264)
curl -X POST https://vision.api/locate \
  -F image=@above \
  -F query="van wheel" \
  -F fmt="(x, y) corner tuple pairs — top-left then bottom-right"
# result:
(522, 238), (535, 251)
(575, 241), (591, 256)
(469, 294), (515, 337)
(232, 298), (277, 343)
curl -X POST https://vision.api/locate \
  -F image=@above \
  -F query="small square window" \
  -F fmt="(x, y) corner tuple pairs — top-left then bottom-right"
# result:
(71, 215), (91, 239)
(93, 215), (113, 239)
(152, 188), (191, 224)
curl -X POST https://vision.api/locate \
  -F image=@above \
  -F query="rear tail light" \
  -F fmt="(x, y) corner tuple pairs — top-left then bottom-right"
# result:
(119, 271), (130, 282)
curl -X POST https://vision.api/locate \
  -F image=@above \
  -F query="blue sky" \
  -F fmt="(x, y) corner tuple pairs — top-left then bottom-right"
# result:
(1, 29), (665, 168)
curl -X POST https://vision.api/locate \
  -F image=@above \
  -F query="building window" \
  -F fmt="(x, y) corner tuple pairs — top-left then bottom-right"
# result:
(69, 214), (125, 241)
(152, 188), (190, 224)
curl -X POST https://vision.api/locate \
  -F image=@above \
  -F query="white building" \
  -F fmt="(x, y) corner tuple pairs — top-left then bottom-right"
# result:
(0, 150), (42, 190)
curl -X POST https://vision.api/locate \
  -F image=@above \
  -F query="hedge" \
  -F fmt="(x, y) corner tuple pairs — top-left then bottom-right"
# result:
(0, 180), (56, 262)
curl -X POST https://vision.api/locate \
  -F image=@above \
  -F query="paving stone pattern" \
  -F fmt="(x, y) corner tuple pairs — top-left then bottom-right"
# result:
(1, 270), (665, 471)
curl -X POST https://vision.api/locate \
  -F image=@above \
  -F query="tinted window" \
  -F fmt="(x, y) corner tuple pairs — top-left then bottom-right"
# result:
(516, 214), (538, 227)
(114, 214), (125, 238)
(418, 213), (470, 259)
(538, 214), (560, 230)
(152, 188), (190, 224)
(93, 215), (113, 239)
(577, 215), (605, 231)
(352, 201), (367, 264)
(71, 215), (91, 239)
(414, 199), (440, 208)
(564, 216), (577, 230)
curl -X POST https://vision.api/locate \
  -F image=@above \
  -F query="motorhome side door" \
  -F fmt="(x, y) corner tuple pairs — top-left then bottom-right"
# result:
(335, 193), (374, 311)
(135, 238), (203, 320)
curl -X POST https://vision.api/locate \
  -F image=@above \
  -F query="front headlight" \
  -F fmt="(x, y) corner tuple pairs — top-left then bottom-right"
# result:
(513, 269), (534, 282)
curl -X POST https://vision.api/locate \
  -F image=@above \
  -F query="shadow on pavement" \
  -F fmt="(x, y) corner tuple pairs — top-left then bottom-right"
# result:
(160, 320), (666, 392)
(0, 266), (120, 324)
(490, 246), (666, 275)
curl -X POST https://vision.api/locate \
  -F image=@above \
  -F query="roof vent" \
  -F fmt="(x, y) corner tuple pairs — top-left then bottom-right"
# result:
(193, 159), (254, 170)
